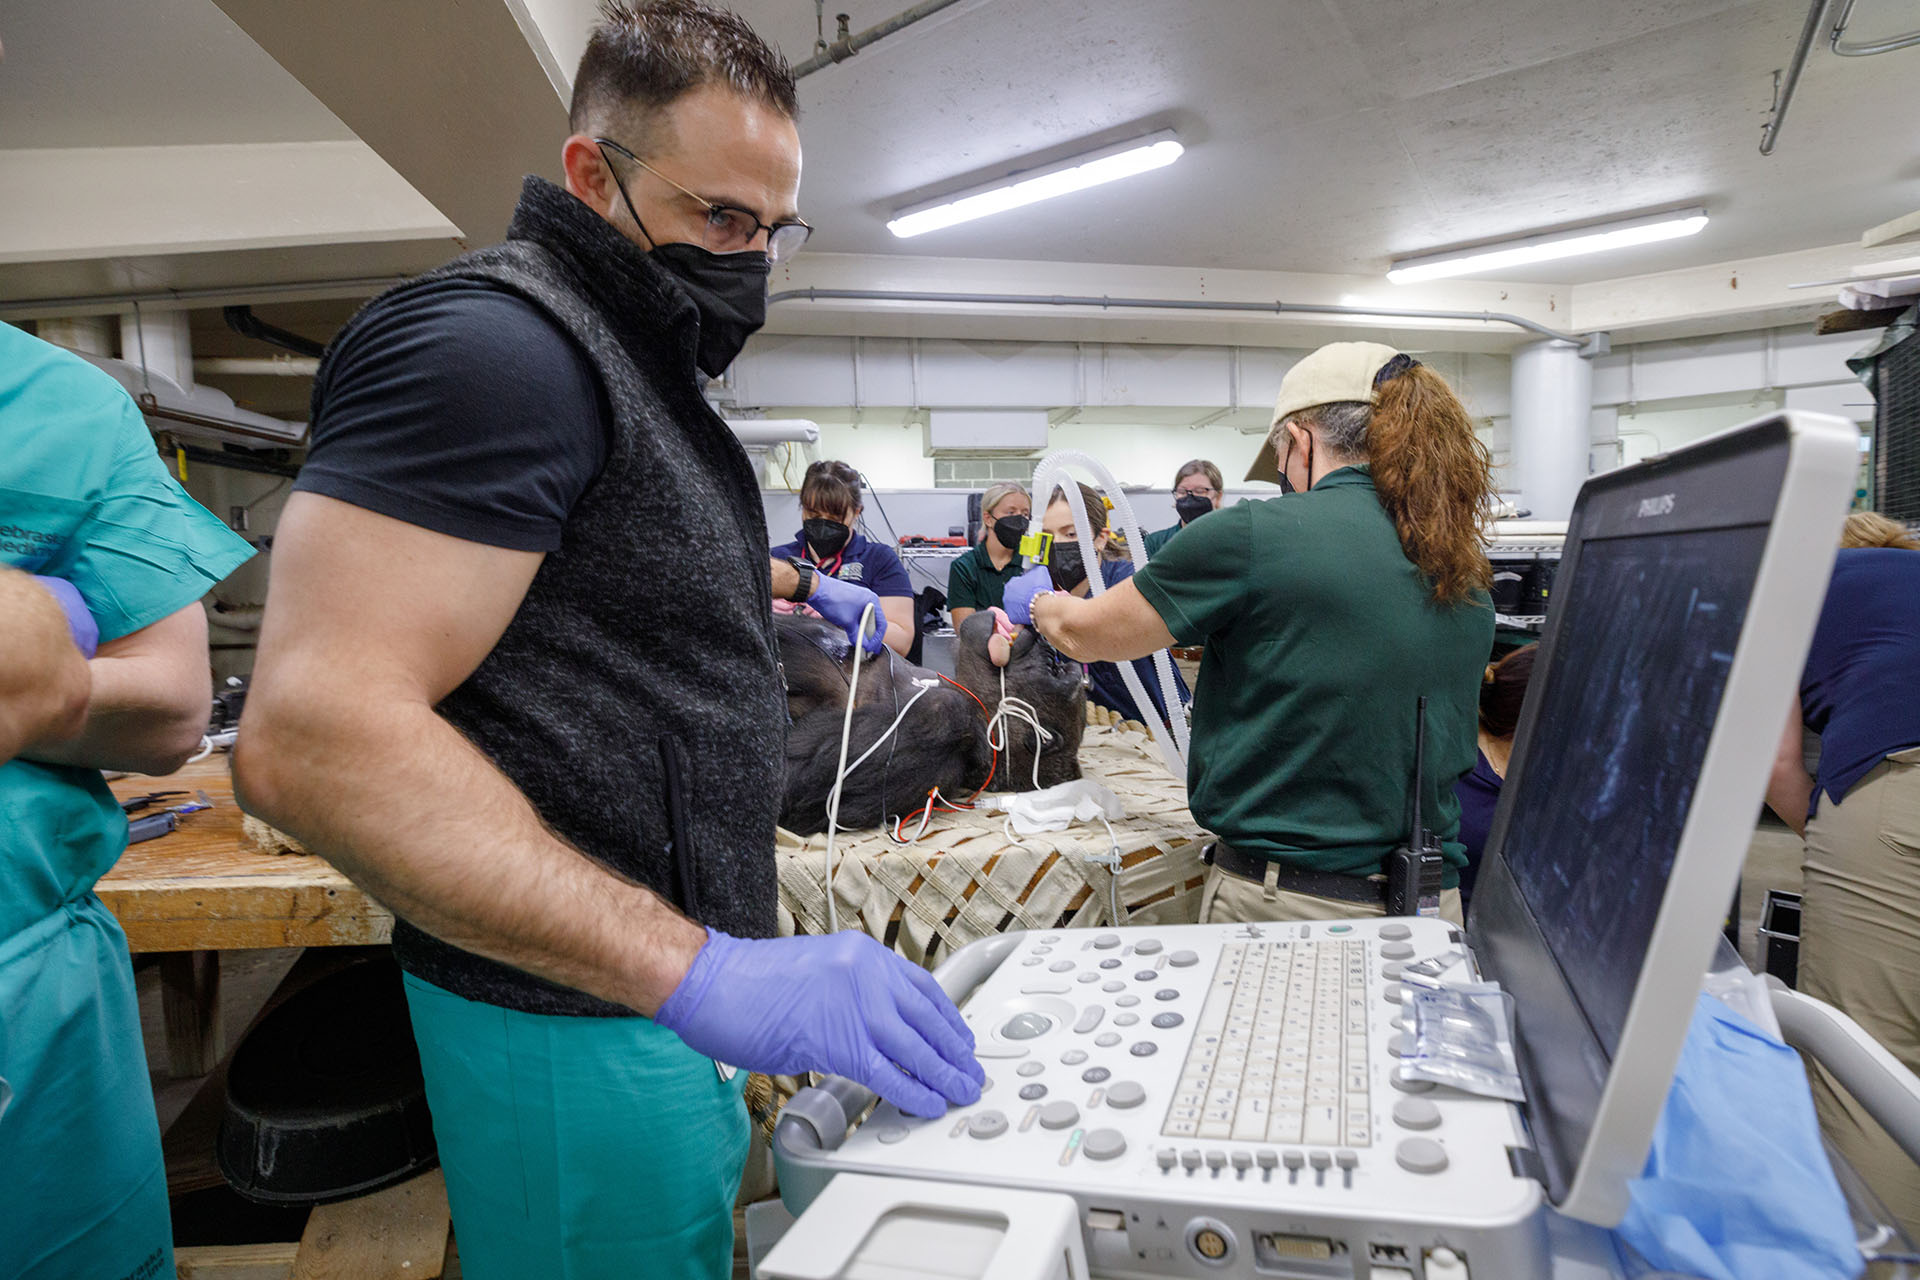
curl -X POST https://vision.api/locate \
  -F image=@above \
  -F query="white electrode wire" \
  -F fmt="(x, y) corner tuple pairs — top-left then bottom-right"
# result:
(1028, 450), (1190, 777)
(822, 613), (933, 931)
(987, 664), (1054, 790)
(821, 603), (871, 932)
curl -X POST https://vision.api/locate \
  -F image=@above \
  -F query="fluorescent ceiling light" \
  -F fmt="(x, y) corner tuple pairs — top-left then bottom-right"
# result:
(887, 131), (1183, 239)
(1387, 208), (1709, 284)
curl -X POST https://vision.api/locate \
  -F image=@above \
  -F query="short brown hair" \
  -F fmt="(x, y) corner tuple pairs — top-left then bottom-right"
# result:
(569, 1), (797, 149)
(1173, 459), (1223, 494)
(800, 459), (861, 519)
(1840, 511), (1920, 551)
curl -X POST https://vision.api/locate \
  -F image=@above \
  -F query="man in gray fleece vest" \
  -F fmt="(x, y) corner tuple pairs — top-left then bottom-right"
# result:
(235, 4), (982, 1275)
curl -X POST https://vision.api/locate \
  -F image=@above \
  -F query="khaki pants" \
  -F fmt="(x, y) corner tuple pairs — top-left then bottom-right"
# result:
(1800, 746), (1920, 1233)
(1198, 862), (1465, 929)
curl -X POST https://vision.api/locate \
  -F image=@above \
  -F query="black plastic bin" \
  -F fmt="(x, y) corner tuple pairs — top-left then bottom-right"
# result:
(1760, 889), (1803, 989)
(217, 954), (438, 1205)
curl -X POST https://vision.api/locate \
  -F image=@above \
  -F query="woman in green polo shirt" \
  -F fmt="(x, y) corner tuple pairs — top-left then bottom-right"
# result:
(946, 482), (1031, 629)
(1009, 342), (1494, 926)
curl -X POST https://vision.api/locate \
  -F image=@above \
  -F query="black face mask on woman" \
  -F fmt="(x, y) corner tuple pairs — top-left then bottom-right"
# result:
(1174, 494), (1214, 526)
(991, 515), (1029, 551)
(802, 518), (851, 559)
(1047, 541), (1089, 593)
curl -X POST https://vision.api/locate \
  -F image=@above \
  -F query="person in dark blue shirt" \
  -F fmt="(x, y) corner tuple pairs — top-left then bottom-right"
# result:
(1765, 516), (1920, 1230)
(769, 459), (915, 655)
(1037, 482), (1188, 726)
(1453, 643), (1536, 906)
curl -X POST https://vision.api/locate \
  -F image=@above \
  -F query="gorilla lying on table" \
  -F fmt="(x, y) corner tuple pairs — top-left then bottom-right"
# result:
(778, 610), (1087, 835)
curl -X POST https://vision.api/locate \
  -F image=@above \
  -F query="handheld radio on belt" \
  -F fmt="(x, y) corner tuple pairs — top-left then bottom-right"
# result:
(1385, 694), (1445, 917)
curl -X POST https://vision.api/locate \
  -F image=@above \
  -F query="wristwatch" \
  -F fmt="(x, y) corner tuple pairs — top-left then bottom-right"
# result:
(785, 556), (816, 603)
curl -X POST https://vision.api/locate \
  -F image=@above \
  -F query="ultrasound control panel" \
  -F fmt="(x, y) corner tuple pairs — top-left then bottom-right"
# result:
(778, 922), (1550, 1278)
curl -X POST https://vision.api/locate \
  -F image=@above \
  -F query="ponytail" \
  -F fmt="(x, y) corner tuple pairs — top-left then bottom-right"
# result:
(1363, 364), (1494, 605)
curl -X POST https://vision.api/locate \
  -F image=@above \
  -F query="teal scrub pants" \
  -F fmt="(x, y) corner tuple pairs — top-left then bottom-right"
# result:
(0, 896), (172, 1280)
(402, 974), (750, 1279)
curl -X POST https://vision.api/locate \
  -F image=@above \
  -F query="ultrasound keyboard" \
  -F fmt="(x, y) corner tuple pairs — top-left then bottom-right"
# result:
(1171, 937), (1374, 1148)
(776, 922), (1549, 1279)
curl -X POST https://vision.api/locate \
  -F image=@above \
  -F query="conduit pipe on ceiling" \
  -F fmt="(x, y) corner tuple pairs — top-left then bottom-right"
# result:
(1828, 0), (1920, 55)
(793, 0), (970, 77)
(766, 286), (1604, 354)
(0, 277), (412, 323)
(1760, 0), (1832, 156)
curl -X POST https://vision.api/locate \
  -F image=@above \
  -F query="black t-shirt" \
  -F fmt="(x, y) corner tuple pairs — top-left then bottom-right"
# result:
(296, 281), (611, 551)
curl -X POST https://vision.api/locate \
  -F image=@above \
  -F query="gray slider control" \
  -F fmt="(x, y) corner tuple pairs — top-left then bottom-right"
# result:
(1395, 1136), (1449, 1174)
(967, 1111), (1009, 1140)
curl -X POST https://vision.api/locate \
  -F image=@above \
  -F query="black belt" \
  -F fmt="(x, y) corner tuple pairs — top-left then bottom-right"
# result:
(1203, 839), (1387, 906)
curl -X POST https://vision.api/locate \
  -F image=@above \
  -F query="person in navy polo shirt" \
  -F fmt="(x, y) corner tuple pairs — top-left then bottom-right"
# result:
(1766, 511), (1920, 1231)
(771, 459), (915, 655)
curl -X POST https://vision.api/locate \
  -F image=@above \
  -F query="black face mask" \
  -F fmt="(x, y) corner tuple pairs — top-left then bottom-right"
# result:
(648, 241), (771, 378)
(802, 518), (851, 560)
(991, 514), (1029, 551)
(1047, 541), (1089, 593)
(1276, 431), (1314, 496)
(1174, 494), (1213, 525)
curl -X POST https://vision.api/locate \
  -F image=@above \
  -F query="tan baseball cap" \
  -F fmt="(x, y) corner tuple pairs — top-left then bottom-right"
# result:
(1245, 341), (1404, 485)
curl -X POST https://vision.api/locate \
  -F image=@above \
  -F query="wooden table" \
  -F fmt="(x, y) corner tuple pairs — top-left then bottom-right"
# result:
(100, 754), (391, 1075)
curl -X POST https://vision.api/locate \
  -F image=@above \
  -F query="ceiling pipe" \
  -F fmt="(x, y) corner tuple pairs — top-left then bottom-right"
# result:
(766, 286), (1605, 354)
(1760, 0), (1831, 156)
(792, 0), (970, 77)
(1828, 0), (1920, 55)
(0, 276), (412, 323)
(224, 305), (327, 359)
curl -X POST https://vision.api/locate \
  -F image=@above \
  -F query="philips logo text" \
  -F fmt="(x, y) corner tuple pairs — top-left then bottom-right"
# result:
(1636, 494), (1676, 518)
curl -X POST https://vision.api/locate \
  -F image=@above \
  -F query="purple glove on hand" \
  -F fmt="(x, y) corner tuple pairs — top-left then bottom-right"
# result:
(32, 575), (98, 659)
(655, 928), (984, 1118)
(1001, 565), (1055, 627)
(809, 572), (888, 656)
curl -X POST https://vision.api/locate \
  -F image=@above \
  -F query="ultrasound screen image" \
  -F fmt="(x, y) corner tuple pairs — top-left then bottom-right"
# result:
(1500, 524), (1768, 1058)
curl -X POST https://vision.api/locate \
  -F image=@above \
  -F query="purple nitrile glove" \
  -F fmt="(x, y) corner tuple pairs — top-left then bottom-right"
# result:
(1001, 565), (1055, 627)
(655, 928), (984, 1119)
(32, 575), (98, 659)
(809, 571), (887, 656)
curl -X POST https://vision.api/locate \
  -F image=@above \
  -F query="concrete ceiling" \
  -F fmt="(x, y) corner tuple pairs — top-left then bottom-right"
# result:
(2, 0), (1916, 354)
(737, 0), (1920, 282)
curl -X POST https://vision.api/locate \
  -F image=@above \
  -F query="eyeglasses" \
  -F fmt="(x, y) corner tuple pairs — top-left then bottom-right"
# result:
(1175, 486), (1218, 499)
(596, 137), (813, 264)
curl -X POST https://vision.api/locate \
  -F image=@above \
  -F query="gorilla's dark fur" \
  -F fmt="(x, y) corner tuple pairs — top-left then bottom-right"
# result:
(776, 611), (1088, 834)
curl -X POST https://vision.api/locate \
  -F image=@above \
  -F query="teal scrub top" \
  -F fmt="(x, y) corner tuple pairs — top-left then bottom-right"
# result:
(0, 322), (255, 936)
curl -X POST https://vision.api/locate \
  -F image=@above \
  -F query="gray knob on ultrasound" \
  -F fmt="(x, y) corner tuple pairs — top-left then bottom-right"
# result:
(967, 1111), (1009, 1140)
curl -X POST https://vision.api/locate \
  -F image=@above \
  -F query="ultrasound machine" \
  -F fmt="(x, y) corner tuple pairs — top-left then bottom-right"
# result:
(760, 412), (1865, 1279)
